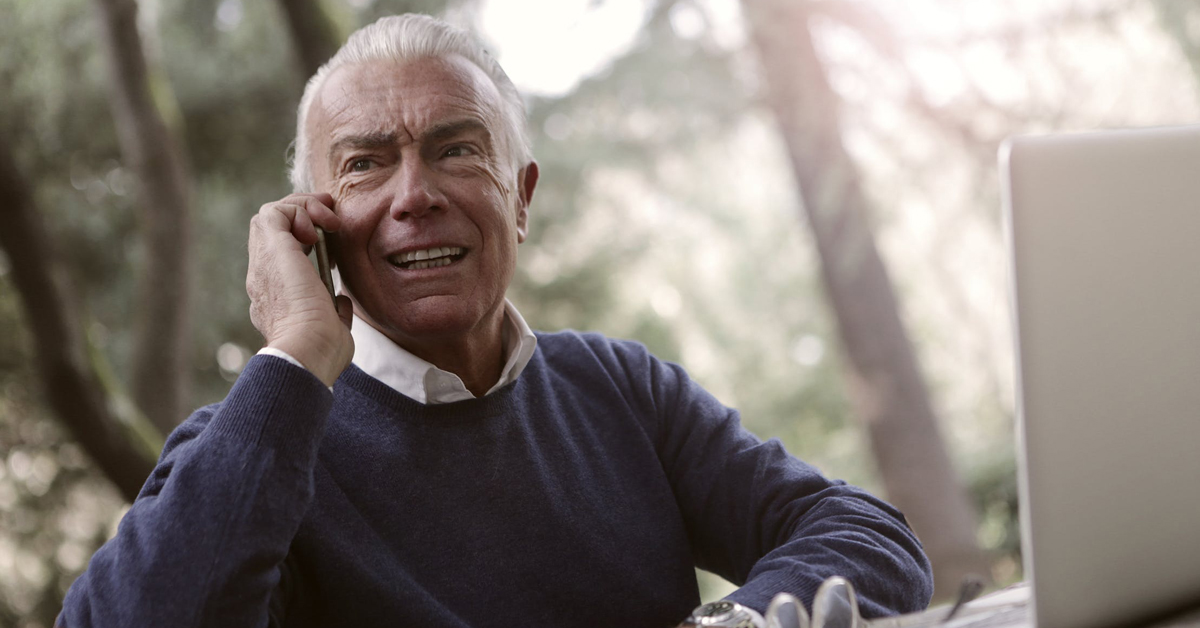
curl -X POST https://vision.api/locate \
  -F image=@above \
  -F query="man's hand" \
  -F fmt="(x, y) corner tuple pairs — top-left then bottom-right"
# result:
(248, 192), (354, 386)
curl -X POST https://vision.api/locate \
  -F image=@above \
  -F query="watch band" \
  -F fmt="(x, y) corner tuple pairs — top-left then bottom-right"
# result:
(683, 600), (766, 628)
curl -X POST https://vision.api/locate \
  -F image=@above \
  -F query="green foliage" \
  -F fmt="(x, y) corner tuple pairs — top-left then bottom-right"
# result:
(0, 273), (127, 626)
(968, 454), (1022, 585)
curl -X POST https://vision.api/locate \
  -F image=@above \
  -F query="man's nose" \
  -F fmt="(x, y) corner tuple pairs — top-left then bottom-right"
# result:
(388, 158), (446, 220)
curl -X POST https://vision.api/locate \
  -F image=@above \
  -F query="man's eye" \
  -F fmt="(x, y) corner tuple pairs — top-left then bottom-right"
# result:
(350, 158), (373, 172)
(443, 145), (472, 158)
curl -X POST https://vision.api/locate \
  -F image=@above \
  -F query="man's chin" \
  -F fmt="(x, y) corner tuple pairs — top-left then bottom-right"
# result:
(369, 300), (500, 344)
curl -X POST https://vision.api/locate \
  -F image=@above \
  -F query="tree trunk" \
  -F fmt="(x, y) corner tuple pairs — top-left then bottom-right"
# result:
(0, 140), (157, 503)
(276, 0), (343, 80)
(92, 0), (193, 434)
(740, 0), (989, 599)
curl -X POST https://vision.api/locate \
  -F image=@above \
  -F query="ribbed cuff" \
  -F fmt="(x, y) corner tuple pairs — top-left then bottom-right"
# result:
(208, 353), (334, 463)
(725, 570), (821, 615)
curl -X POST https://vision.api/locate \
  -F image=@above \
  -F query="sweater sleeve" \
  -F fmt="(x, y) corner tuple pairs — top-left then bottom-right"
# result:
(58, 354), (333, 628)
(644, 354), (934, 618)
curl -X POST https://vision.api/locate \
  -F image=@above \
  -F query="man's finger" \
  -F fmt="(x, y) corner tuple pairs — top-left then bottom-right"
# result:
(283, 193), (340, 232)
(258, 202), (319, 247)
(310, 191), (335, 209)
(284, 203), (319, 245)
(281, 191), (334, 207)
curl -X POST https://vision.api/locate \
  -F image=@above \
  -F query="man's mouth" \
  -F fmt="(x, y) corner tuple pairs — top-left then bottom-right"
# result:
(388, 246), (466, 270)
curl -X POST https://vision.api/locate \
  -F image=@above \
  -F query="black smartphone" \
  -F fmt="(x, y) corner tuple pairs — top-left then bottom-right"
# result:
(314, 226), (336, 303)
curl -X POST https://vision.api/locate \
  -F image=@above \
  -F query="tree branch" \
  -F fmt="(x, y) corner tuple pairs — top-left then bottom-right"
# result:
(92, 0), (193, 433)
(276, 0), (343, 81)
(0, 139), (157, 503)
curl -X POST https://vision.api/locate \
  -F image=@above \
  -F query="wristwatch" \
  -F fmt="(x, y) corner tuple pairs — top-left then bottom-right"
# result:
(682, 600), (766, 628)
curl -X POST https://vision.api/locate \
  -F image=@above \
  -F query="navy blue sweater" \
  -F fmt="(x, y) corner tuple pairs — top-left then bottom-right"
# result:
(60, 331), (932, 627)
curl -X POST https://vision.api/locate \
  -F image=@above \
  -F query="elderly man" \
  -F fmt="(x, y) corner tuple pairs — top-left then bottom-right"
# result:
(60, 13), (932, 628)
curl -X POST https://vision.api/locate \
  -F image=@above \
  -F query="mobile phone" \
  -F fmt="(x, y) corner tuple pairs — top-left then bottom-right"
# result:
(314, 226), (336, 303)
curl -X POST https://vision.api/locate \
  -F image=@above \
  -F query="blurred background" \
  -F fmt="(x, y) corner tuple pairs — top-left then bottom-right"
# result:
(2, 0), (1199, 624)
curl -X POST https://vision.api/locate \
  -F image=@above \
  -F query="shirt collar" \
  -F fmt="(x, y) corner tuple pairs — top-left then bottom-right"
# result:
(350, 299), (537, 404)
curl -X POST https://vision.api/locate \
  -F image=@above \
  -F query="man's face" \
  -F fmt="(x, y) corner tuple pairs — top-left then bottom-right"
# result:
(307, 55), (535, 350)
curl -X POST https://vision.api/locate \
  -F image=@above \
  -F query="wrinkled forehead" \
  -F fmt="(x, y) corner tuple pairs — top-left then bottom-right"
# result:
(305, 55), (508, 174)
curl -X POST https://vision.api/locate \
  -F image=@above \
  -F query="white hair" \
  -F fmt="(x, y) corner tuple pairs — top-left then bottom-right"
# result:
(288, 14), (532, 193)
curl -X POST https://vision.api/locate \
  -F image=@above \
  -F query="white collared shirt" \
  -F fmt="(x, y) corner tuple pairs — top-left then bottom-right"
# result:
(350, 299), (537, 403)
(259, 300), (537, 404)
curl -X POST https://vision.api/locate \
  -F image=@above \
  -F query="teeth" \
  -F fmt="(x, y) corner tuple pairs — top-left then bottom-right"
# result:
(398, 246), (463, 263)
(390, 247), (464, 268)
(406, 257), (455, 270)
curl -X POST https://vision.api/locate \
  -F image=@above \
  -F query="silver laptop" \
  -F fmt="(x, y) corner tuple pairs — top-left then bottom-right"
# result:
(1002, 126), (1200, 628)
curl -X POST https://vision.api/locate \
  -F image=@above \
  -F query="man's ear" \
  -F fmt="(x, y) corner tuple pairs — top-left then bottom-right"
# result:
(515, 161), (539, 244)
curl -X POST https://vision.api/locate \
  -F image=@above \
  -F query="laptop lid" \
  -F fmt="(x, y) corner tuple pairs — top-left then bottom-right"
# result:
(1002, 125), (1200, 628)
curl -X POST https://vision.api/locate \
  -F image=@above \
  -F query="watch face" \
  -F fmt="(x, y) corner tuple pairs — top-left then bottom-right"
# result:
(690, 600), (765, 627)
(696, 601), (736, 620)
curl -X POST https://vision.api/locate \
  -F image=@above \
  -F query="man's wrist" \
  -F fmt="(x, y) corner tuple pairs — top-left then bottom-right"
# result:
(257, 346), (338, 389)
(257, 346), (305, 369)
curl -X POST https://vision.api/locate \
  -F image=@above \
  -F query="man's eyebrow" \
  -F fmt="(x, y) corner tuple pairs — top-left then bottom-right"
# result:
(420, 119), (492, 146)
(327, 132), (398, 163)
